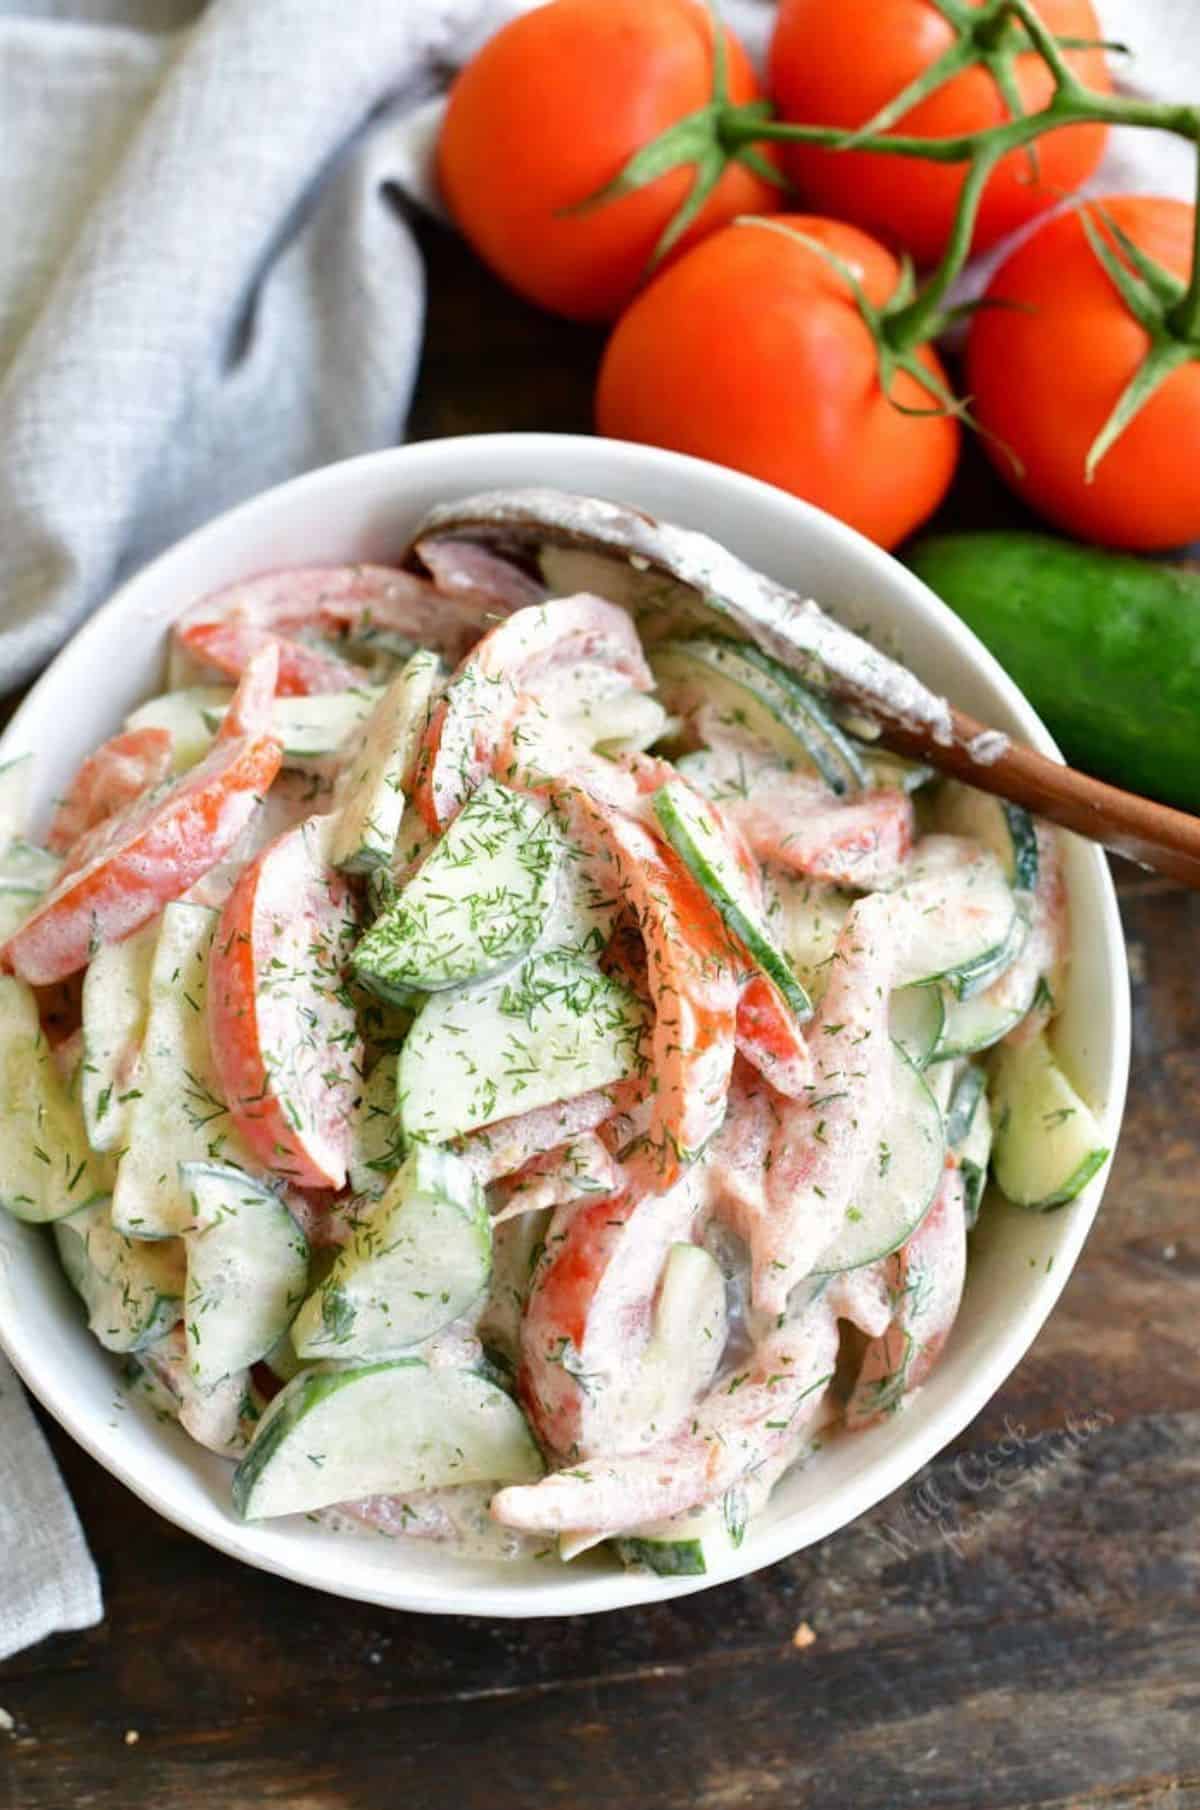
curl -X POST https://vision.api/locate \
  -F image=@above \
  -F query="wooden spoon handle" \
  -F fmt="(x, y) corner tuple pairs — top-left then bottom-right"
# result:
(880, 705), (1200, 889)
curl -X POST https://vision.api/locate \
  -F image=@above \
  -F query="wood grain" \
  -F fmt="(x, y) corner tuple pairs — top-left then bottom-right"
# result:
(2, 217), (1198, 1810)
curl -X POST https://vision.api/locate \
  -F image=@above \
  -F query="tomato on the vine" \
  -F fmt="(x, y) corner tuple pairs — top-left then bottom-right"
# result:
(596, 215), (960, 550)
(437, 0), (779, 323)
(967, 196), (1200, 550)
(767, 0), (1112, 267)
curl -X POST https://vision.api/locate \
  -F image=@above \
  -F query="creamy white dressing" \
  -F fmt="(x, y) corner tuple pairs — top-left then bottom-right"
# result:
(22, 489), (1071, 1572)
(966, 729), (1011, 765)
(319, 1485), (545, 1561)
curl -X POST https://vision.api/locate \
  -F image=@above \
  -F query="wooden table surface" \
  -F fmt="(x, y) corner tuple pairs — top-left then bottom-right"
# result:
(3, 218), (1198, 1810)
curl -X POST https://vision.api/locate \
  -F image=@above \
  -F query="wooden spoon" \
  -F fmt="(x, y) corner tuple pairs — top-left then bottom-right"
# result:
(409, 489), (1200, 887)
(879, 703), (1200, 889)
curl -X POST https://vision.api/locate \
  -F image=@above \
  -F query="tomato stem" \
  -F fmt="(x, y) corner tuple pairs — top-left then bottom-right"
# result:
(882, 143), (1005, 351)
(732, 87), (1198, 165)
(734, 0), (1200, 472)
(1168, 137), (1200, 342)
(738, 75), (1200, 395)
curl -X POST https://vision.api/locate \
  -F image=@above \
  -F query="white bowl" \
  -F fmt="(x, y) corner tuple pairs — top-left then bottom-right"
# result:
(0, 434), (1130, 1617)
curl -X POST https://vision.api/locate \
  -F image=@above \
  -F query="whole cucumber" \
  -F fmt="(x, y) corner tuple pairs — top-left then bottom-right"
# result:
(906, 532), (1200, 813)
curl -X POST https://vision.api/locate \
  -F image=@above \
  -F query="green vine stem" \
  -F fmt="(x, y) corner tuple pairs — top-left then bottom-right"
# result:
(1172, 171), (1200, 340)
(589, 0), (1200, 475)
(732, 0), (1200, 470)
(730, 91), (1200, 350)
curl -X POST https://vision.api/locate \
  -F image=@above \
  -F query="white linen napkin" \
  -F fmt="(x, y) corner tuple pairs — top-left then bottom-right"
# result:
(0, 1368), (100, 1660)
(0, 0), (1194, 1659)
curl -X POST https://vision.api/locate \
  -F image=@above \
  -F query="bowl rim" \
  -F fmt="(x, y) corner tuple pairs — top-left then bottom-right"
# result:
(0, 432), (1131, 1617)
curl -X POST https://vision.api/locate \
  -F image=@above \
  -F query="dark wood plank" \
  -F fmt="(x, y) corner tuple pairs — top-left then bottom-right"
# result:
(3, 215), (1198, 1810)
(3, 1404), (1198, 1810)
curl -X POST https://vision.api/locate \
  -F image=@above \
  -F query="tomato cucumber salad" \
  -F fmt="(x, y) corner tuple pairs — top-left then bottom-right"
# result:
(0, 490), (1107, 1576)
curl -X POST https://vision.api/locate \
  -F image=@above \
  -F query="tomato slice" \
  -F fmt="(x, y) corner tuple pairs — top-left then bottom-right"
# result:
(686, 747), (914, 888)
(208, 814), (362, 1189)
(518, 1171), (702, 1458)
(458, 1083), (638, 1186)
(555, 783), (740, 1192)
(757, 892), (897, 1315)
(46, 727), (174, 857)
(739, 785), (913, 890)
(414, 538), (546, 612)
(413, 595), (653, 830)
(846, 1159), (967, 1430)
(3, 649), (283, 986)
(180, 619), (365, 697)
(494, 1294), (839, 1535)
(735, 972), (812, 1097)
(175, 563), (484, 696)
(494, 1132), (621, 1223)
(695, 800), (814, 1098)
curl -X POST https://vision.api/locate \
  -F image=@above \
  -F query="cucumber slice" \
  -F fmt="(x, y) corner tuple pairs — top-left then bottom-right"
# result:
(80, 921), (157, 1153)
(949, 901), (1030, 1002)
(613, 1529), (711, 1577)
(762, 875), (853, 1001)
(399, 949), (647, 1145)
(262, 1330), (307, 1386)
(347, 1053), (405, 1198)
(478, 1207), (552, 1370)
(166, 636), (215, 691)
(111, 903), (256, 1238)
(989, 1033), (1109, 1211)
(180, 1163), (310, 1390)
(54, 1197), (184, 1352)
(540, 544), (697, 618)
(330, 650), (443, 874)
(889, 984), (944, 1070)
(615, 1520), (716, 1578)
(612, 1499), (739, 1577)
(353, 964), (427, 1013)
(960, 1131), (992, 1228)
(0, 840), (61, 893)
(623, 1242), (728, 1444)
(861, 748), (936, 794)
(930, 780), (1039, 891)
(291, 1147), (489, 1361)
(354, 781), (561, 996)
(201, 688), (383, 765)
(125, 686), (232, 773)
(889, 842), (1021, 998)
(0, 754), (32, 850)
(354, 988), (417, 1059)
(813, 1041), (945, 1274)
(935, 981), (1030, 1061)
(945, 1062), (987, 1149)
(650, 639), (866, 795)
(652, 781), (811, 1020)
(946, 1067), (992, 1228)
(704, 641), (869, 795)
(0, 834), (54, 942)
(571, 689), (669, 756)
(0, 975), (108, 1223)
(232, 1360), (544, 1521)
(925, 1056), (957, 1118)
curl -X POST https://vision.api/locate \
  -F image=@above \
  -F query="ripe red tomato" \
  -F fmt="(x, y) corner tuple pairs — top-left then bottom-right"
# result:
(767, 0), (1111, 267)
(967, 196), (1200, 549)
(437, 0), (779, 323)
(596, 215), (960, 550)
